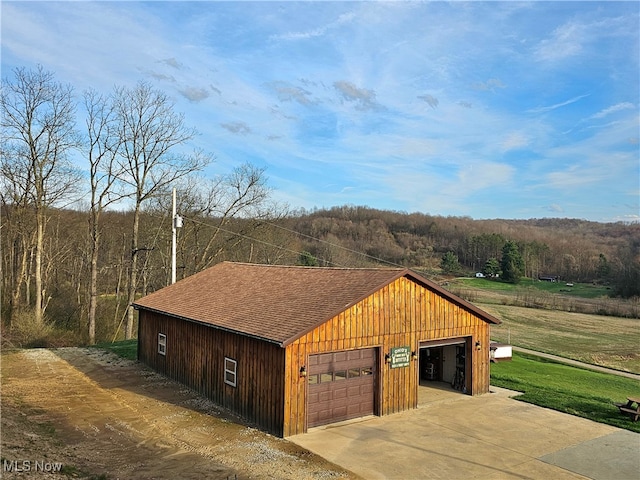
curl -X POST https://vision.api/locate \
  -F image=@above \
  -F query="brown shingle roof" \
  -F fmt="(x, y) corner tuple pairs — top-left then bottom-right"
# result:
(133, 262), (499, 346)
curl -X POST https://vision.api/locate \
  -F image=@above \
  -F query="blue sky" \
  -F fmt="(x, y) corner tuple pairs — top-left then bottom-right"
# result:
(2, 1), (639, 222)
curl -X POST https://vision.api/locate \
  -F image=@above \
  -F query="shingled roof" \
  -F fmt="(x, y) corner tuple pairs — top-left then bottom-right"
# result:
(134, 262), (500, 346)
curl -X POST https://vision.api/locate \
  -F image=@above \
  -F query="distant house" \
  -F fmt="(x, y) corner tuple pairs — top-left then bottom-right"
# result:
(539, 275), (559, 282)
(134, 262), (500, 437)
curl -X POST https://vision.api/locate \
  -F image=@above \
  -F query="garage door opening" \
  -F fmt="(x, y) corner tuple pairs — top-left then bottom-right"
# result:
(418, 338), (469, 404)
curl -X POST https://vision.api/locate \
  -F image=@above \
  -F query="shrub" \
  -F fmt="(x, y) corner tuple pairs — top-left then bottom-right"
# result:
(7, 310), (55, 347)
(5, 309), (83, 348)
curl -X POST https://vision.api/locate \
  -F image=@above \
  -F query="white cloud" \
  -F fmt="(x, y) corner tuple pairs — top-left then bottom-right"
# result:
(418, 94), (439, 109)
(609, 214), (640, 224)
(267, 81), (316, 106)
(272, 11), (356, 41)
(589, 102), (635, 120)
(527, 94), (590, 114)
(533, 14), (637, 64)
(160, 58), (183, 70)
(2, 3), (169, 90)
(545, 152), (633, 190)
(457, 162), (515, 192)
(179, 86), (210, 103)
(333, 81), (380, 111)
(220, 122), (252, 135)
(545, 204), (564, 213)
(534, 21), (586, 62)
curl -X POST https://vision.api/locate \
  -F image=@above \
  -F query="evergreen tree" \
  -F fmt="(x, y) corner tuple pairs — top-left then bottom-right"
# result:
(483, 258), (501, 278)
(298, 251), (319, 266)
(596, 253), (611, 280)
(441, 251), (460, 274)
(501, 241), (524, 283)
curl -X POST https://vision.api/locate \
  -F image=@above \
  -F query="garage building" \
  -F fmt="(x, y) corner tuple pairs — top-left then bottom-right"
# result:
(134, 262), (500, 437)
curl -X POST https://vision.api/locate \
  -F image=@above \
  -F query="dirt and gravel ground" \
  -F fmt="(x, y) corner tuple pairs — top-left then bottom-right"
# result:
(1, 347), (359, 480)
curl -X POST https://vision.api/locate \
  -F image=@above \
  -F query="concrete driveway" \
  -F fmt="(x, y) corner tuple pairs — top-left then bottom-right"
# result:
(290, 385), (640, 480)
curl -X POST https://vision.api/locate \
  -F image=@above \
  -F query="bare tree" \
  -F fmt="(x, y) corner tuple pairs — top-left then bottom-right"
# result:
(1, 66), (80, 326)
(113, 81), (208, 339)
(82, 88), (125, 344)
(0, 167), (35, 325)
(150, 163), (278, 278)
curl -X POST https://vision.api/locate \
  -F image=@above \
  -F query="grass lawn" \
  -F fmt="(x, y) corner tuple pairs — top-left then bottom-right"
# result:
(457, 277), (611, 298)
(92, 339), (137, 360)
(491, 352), (640, 433)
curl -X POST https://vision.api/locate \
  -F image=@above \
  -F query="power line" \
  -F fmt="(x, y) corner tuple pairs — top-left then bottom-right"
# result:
(181, 215), (352, 268)
(161, 208), (408, 269)
(256, 217), (406, 269)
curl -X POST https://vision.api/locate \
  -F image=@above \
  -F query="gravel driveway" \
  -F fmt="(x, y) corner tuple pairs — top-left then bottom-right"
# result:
(1, 347), (358, 480)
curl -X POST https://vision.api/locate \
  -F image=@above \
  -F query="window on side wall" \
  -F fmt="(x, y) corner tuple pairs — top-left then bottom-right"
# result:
(158, 333), (167, 356)
(224, 357), (237, 387)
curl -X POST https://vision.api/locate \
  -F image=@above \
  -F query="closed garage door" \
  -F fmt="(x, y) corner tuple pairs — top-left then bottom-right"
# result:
(307, 348), (376, 428)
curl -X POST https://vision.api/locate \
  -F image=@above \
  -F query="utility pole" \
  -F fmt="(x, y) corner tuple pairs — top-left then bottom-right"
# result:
(171, 187), (182, 284)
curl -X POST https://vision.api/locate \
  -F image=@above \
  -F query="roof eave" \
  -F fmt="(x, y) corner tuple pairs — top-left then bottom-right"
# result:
(134, 304), (285, 347)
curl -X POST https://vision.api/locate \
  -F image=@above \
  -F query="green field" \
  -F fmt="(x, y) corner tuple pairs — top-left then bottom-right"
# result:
(445, 277), (640, 373)
(484, 304), (640, 373)
(491, 353), (640, 433)
(457, 277), (611, 298)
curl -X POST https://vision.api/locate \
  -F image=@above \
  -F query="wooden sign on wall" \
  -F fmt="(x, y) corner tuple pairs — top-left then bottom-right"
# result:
(390, 346), (411, 368)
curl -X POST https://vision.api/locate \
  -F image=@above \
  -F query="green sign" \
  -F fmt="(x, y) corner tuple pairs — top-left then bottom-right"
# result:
(390, 346), (411, 368)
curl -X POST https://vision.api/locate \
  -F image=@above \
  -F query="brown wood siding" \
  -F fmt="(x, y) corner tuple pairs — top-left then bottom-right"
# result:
(284, 276), (491, 437)
(138, 310), (286, 437)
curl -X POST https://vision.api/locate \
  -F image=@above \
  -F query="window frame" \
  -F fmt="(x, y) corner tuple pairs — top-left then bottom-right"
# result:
(224, 357), (237, 387)
(158, 333), (167, 356)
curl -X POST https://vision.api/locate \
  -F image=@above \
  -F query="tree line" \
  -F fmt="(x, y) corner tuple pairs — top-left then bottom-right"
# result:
(2, 66), (638, 347)
(290, 205), (638, 292)
(1, 66), (278, 346)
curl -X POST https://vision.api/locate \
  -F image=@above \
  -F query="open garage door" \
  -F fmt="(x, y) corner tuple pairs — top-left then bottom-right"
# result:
(419, 337), (469, 392)
(307, 348), (376, 428)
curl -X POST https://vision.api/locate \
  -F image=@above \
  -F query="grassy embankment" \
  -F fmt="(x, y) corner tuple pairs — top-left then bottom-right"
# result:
(492, 352), (640, 433)
(457, 276), (612, 298)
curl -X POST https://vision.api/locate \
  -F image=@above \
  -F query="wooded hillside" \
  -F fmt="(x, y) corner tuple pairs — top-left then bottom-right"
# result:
(288, 206), (638, 281)
(2, 202), (638, 346)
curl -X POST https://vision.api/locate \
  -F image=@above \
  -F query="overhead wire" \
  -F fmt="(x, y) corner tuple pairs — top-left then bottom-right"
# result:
(141, 206), (408, 270)
(254, 217), (407, 269)
(180, 215), (353, 268)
